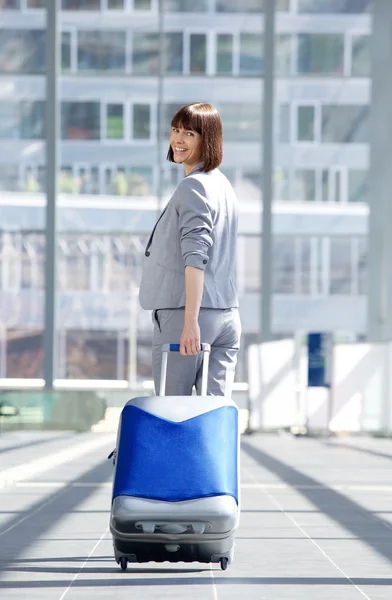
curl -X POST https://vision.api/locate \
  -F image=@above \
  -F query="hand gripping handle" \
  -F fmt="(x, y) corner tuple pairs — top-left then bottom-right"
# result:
(159, 343), (211, 396)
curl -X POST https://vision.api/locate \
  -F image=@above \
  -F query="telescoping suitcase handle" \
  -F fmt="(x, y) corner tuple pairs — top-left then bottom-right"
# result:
(159, 343), (211, 396)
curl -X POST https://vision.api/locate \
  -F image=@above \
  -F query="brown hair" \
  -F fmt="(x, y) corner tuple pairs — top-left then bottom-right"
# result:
(167, 102), (223, 172)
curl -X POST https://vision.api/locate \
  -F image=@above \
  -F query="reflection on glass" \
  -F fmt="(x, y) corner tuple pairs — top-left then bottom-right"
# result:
(108, 0), (124, 8)
(276, 35), (291, 77)
(217, 34), (233, 75)
(27, 0), (46, 6)
(298, 34), (344, 75)
(190, 34), (206, 74)
(322, 105), (368, 143)
(78, 31), (126, 71)
(62, 31), (71, 71)
(106, 104), (124, 140)
(295, 170), (316, 201)
(298, 0), (370, 13)
(133, 104), (151, 139)
(0, 30), (46, 74)
(62, 102), (101, 140)
(164, 0), (208, 10)
(220, 103), (261, 142)
(62, 0), (100, 9)
(297, 106), (315, 142)
(240, 34), (262, 76)
(351, 36), (369, 77)
(348, 170), (368, 203)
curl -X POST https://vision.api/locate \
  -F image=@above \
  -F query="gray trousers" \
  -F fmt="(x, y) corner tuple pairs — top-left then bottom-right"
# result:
(152, 307), (241, 397)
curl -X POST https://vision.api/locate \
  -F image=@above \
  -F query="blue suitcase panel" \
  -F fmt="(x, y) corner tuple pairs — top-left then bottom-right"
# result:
(112, 404), (238, 504)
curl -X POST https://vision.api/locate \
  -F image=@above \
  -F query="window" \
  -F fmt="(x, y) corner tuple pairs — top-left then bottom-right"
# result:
(133, 33), (158, 75)
(273, 238), (296, 294)
(274, 168), (289, 201)
(190, 34), (206, 74)
(0, 30), (45, 74)
(216, 0), (289, 12)
(27, 0), (46, 6)
(298, 0), (370, 13)
(20, 101), (45, 139)
(348, 170), (368, 203)
(297, 106), (315, 142)
(0, 0), (20, 7)
(239, 34), (262, 76)
(295, 170), (316, 202)
(330, 238), (352, 294)
(78, 31), (126, 72)
(164, 0), (208, 10)
(132, 32), (183, 75)
(0, 165), (19, 192)
(165, 33), (183, 74)
(322, 169), (343, 203)
(0, 101), (45, 139)
(108, 0), (124, 7)
(279, 104), (290, 143)
(62, 102), (100, 140)
(216, 34), (233, 75)
(276, 35), (291, 77)
(0, 102), (19, 138)
(133, 104), (151, 139)
(322, 105), (368, 143)
(351, 36), (370, 77)
(298, 34), (344, 75)
(134, 0), (151, 9)
(106, 104), (124, 140)
(61, 31), (71, 71)
(62, 0), (100, 9)
(105, 166), (152, 195)
(220, 103), (261, 142)
(216, 0), (260, 11)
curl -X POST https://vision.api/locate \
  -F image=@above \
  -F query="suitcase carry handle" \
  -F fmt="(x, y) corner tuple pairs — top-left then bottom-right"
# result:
(159, 343), (211, 396)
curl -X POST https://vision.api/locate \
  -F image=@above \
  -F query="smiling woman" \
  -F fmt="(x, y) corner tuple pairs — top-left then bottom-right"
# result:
(139, 102), (241, 398)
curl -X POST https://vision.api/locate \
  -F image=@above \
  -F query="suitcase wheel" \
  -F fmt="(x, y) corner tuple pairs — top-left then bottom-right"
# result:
(120, 557), (128, 571)
(220, 557), (228, 571)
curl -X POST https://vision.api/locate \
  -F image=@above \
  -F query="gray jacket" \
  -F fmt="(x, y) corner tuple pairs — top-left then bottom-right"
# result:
(139, 165), (239, 310)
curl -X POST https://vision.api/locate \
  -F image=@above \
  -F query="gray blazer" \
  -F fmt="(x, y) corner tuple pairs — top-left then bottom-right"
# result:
(139, 164), (239, 310)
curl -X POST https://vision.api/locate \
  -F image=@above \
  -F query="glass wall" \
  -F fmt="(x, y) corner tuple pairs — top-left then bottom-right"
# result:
(0, 1), (372, 381)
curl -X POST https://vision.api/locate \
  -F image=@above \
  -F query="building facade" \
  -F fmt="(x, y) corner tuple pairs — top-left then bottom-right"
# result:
(0, 0), (370, 203)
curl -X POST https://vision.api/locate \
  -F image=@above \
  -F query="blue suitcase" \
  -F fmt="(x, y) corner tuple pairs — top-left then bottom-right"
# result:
(109, 343), (240, 571)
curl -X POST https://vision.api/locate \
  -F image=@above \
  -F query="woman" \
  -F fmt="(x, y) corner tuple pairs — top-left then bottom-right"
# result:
(139, 102), (241, 397)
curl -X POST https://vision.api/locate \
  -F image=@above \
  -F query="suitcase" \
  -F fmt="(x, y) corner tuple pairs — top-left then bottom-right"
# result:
(109, 343), (240, 571)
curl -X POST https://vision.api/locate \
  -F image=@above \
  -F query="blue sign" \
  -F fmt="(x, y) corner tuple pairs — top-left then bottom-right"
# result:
(307, 332), (332, 388)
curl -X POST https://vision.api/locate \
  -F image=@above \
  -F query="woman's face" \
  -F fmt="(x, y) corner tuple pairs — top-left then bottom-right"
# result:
(170, 125), (203, 172)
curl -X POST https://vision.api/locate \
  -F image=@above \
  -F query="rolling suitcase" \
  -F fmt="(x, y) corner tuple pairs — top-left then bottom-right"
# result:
(109, 343), (240, 571)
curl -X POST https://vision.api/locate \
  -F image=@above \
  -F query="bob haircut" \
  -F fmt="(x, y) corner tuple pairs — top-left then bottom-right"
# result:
(167, 102), (223, 172)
